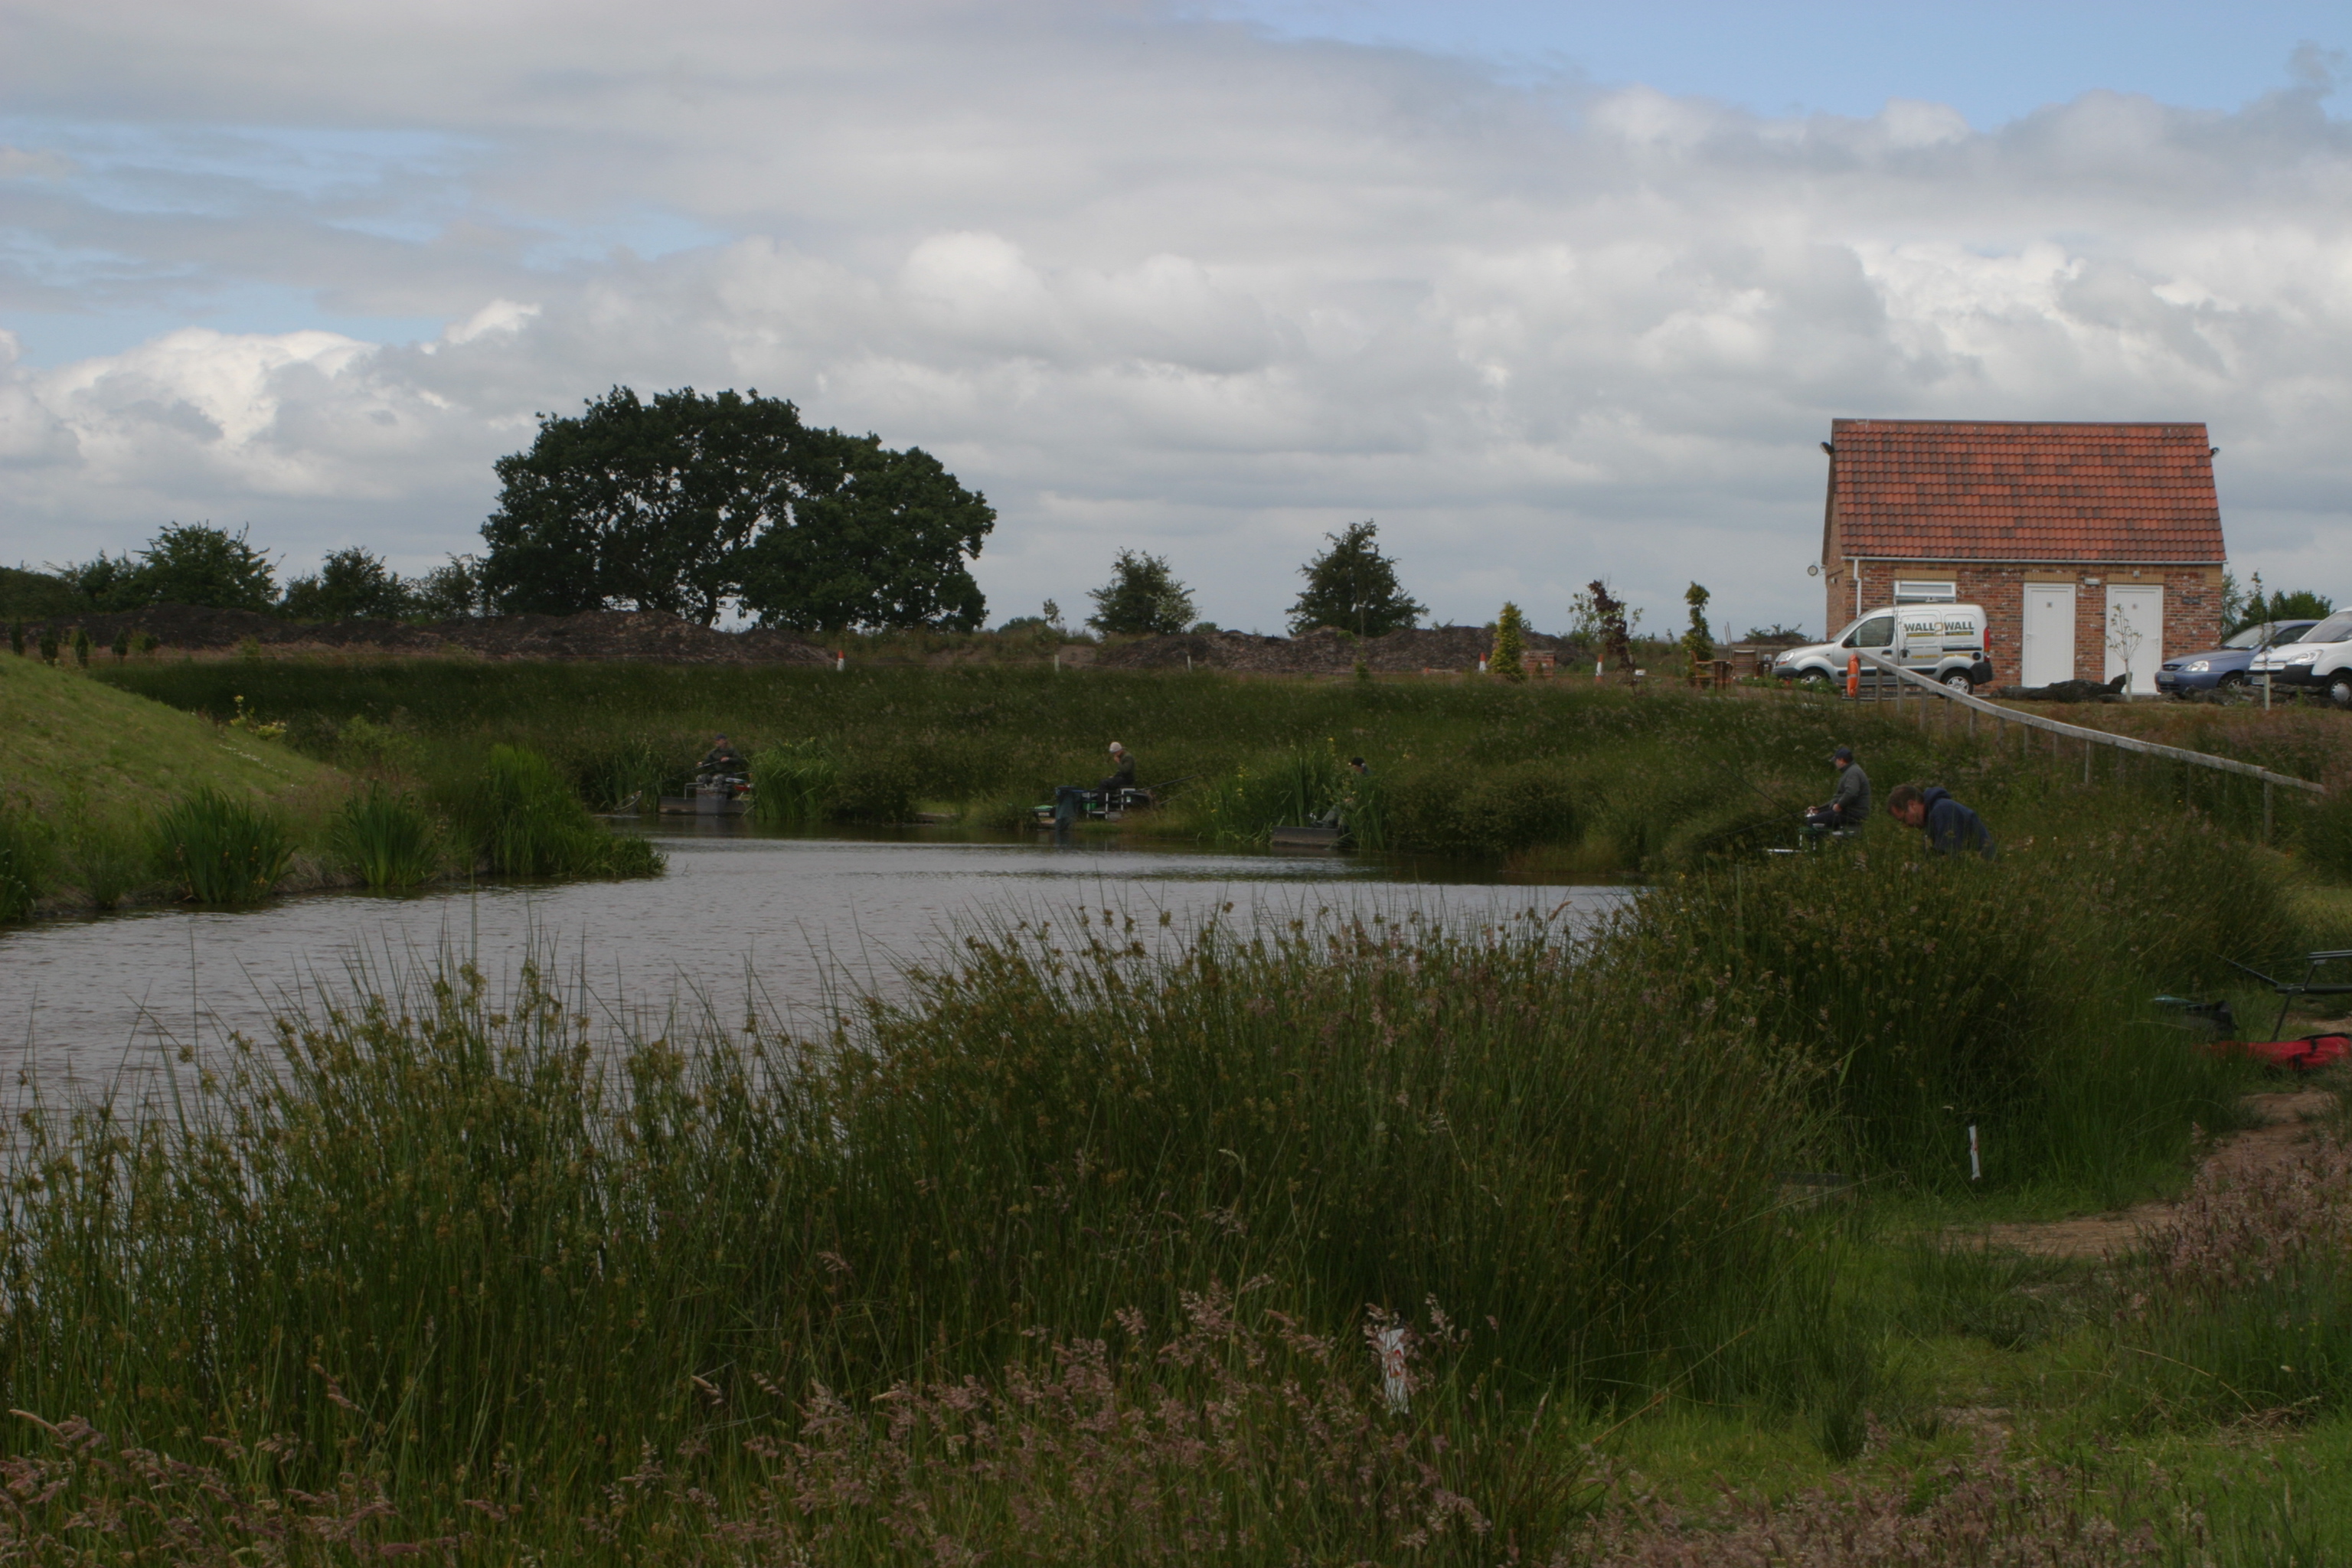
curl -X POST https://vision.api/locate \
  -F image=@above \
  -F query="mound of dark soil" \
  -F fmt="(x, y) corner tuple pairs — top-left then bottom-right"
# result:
(22, 606), (831, 665)
(1094, 625), (1573, 675)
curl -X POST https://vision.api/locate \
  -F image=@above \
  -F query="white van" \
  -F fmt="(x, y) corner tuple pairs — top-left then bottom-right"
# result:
(2249, 606), (2352, 709)
(1772, 604), (1994, 692)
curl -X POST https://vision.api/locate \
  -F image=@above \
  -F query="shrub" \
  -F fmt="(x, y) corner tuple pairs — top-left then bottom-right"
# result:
(330, 783), (441, 890)
(152, 788), (294, 905)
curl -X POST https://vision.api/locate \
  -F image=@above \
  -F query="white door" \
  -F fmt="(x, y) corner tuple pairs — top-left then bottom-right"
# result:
(2021, 583), (2076, 687)
(2105, 585), (2164, 694)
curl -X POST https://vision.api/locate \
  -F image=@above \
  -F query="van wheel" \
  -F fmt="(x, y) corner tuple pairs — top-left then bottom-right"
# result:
(1941, 671), (1975, 694)
(2330, 675), (2352, 710)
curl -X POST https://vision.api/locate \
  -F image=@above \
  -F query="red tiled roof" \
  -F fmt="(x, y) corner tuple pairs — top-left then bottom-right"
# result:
(1824, 420), (2225, 564)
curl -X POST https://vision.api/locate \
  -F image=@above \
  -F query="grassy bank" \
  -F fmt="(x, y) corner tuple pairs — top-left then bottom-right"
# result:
(0, 655), (658, 916)
(92, 658), (2347, 875)
(4, 789), (2341, 1562)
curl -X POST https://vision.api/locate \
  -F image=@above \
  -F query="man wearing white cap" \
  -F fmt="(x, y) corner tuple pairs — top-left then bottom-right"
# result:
(1098, 741), (1137, 796)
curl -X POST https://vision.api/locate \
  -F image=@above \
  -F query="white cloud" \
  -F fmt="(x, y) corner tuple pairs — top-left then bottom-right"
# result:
(0, 2), (2347, 627)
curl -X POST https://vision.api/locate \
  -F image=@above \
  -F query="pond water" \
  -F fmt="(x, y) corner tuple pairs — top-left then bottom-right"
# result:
(0, 821), (1628, 1093)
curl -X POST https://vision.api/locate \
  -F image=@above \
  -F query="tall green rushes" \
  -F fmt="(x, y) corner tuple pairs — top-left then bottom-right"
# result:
(0, 913), (1815, 1553)
(1626, 796), (2282, 1195)
(0, 805), (51, 921)
(152, 787), (294, 905)
(750, 740), (841, 827)
(330, 782), (441, 889)
(450, 744), (662, 879)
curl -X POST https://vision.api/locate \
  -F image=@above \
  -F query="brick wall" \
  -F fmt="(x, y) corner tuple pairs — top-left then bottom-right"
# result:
(1821, 561), (2224, 683)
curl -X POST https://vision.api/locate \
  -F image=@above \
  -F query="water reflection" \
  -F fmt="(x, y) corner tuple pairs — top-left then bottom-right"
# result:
(0, 822), (1629, 1090)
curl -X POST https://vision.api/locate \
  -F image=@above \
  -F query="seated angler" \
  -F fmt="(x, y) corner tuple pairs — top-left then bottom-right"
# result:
(700, 733), (747, 777)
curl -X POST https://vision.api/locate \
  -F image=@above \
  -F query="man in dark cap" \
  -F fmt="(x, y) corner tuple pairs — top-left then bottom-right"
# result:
(1805, 745), (1871, 835)
(1888, 782), (1997, 860)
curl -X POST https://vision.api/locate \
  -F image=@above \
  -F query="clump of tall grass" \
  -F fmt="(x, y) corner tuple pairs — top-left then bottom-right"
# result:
(1622, 797), (2273, 1193)
(2301, 786), (2352, 883)
(446, 744), (662, 879)
(151, 786), (293, 905)
(0, 804), (51, 921)
(62, 808), (147, 910)
(750, 739), (841, 827)
(1181, 743), (1381, 844)
(329, 782), (441, 889)
(2117, 1133), (2352, 1423)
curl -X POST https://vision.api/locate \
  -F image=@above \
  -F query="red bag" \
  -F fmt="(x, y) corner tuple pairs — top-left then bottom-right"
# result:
(2211, 1034), (2350, 1072)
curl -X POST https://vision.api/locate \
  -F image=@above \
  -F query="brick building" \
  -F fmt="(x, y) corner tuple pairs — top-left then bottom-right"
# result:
(1820, 420), (2226, 690)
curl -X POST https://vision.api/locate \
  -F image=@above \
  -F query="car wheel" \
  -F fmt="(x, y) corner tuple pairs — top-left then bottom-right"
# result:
(2331, 674), (2352, 710)
(1941, 671), (1974, 694)
(2210, 671), (2250, 704)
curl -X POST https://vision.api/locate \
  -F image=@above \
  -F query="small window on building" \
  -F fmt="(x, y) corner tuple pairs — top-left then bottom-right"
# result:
(1893, 580), (1956, 603)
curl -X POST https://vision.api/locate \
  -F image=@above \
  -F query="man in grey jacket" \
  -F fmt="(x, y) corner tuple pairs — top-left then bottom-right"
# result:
(1806, 746), (1870, 834)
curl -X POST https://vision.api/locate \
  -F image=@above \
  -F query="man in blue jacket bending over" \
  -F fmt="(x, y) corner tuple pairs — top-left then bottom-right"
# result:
(1886, 782), (1996, 860)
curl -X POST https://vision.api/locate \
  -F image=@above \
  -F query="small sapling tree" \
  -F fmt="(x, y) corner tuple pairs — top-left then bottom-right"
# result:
(1573, 580), (1638, 671)
(1682, 582), (1713, 673)
(1490, 602), (1527, 681)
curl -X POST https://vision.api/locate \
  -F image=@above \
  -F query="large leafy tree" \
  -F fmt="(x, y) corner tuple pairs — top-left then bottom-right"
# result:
(480, 386), (991, 630)
(482, 387), (805, 624)
(1286, 521), (1426, 637)
(65, 523), (278, 612)
(281, 547), (415, 621)
(734, 433), (991, 632)
(1087, 550), (1194, 635)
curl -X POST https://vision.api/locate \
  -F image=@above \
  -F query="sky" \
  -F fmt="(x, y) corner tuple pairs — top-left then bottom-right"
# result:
(2, 2), (2347, 639)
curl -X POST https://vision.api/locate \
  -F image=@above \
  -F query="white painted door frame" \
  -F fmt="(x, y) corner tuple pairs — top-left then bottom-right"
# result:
(2104, 584), (2164, 695)
(2021, 582), (2076, 688)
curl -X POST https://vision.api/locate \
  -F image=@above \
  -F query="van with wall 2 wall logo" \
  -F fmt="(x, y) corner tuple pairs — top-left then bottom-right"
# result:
(1772, 603), (1996, 693)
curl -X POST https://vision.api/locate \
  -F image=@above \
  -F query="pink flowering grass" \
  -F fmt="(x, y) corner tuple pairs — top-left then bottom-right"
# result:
(2119, 1133), (2352, 1420)
(1576, 1449), (2158, 1568)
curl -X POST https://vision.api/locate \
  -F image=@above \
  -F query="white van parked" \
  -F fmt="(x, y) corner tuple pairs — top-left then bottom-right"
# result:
(1772, 604), (1995, 693)
(2249, 606), (2352, 709)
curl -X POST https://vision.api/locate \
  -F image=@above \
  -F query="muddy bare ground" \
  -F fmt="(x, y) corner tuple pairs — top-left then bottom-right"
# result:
(1966, 1019), (2351, 1259)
